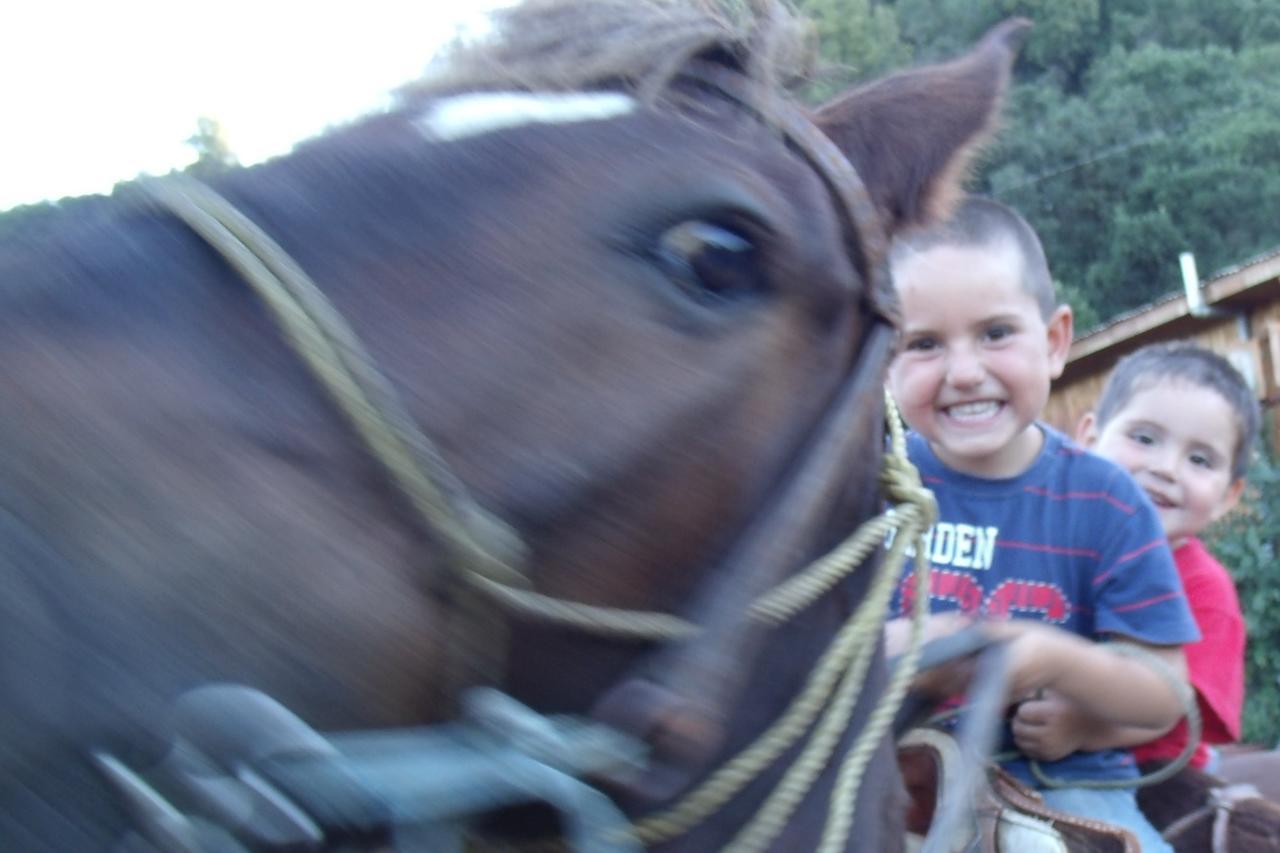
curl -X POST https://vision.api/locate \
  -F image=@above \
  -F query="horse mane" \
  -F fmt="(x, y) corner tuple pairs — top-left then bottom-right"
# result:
(403, 0), (819, 104)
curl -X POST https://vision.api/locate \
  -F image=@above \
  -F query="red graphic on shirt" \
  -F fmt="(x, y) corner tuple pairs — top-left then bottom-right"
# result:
(900, 573), (1071, 623)
(900, 569), (984, 615)
(985, 580), (1069, 622)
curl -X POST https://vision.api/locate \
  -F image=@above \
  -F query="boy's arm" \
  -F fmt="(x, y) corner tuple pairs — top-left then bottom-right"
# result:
(885, 616), (1190, 733)
(1010, 690), (1170, 762)
(990, 621), (1188, 731)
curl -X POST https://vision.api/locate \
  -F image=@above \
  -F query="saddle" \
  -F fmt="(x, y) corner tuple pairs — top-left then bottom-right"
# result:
(898, 727), (1138, 853)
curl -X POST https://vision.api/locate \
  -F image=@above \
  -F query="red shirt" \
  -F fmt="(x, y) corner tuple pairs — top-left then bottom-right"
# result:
(1131, 537), (1245, 768)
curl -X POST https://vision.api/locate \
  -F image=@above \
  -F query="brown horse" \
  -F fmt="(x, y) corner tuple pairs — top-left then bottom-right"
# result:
(0, 2), (1025, 849)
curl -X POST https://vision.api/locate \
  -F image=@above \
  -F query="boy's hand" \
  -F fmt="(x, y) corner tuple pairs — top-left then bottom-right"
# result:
(1010, 689), (1089, 762)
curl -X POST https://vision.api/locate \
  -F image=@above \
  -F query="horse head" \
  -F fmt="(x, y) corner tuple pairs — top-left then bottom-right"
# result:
(0, 2), (1026, 849)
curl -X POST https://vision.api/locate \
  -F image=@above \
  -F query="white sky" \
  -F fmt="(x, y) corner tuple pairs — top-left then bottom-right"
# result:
(1, 1), (513, 212)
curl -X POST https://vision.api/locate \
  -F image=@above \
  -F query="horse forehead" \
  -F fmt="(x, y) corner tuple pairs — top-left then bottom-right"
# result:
(414, 89), (862, 280)
(417, 91), (637, 142)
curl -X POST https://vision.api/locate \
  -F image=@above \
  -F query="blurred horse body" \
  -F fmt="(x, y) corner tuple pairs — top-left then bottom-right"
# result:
(0, 3), (1024, 849)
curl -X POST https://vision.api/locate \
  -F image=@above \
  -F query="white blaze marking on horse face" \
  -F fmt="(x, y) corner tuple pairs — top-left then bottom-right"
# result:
(418, 92), (636, 141)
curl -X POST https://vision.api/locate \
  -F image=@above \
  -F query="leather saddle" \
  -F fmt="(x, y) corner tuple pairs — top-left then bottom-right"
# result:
(898, 727), (1139, 853)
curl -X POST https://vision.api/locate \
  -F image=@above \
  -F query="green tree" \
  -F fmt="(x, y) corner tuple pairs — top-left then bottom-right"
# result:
(1104, 0), (1280, 50)
(982, 40), (1280, 318)
(799, 0), (1280, 321)
(794, 0), (908, 101)
(893, 0), (1001, 62)
(995, 0), (1101, 89)
(1055, 278), (1102, 333)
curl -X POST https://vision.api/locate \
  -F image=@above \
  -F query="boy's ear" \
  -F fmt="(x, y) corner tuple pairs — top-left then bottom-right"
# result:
(1046, 304), (1073, 379)
(1075, 411), (1099, 446)
(1211, 478), (1247, 524)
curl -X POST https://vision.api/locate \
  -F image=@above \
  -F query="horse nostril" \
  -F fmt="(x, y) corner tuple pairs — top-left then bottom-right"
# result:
(591, 678), (726, 801)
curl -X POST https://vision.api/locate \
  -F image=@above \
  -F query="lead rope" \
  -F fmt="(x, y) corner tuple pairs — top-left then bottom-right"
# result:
(150, 177), (939, 850)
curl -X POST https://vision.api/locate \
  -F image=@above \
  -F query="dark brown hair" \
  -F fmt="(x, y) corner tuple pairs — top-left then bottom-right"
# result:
(888, 196), (1057, 318)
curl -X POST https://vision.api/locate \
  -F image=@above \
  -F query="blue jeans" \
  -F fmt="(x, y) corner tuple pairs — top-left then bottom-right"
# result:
(1040, 786), (1171, 852)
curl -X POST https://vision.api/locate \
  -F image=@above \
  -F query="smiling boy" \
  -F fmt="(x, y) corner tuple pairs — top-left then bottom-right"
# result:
(885, 198), (1199, 850)
(1013, 343), (1257, 776)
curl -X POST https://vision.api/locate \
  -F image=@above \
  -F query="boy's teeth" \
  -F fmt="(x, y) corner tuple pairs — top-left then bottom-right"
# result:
(947, 401), (998, 419)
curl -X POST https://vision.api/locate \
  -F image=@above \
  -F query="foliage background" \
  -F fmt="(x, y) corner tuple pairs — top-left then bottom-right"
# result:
(796, 0), (1280, 330)
(1207, 422), (1280, 746)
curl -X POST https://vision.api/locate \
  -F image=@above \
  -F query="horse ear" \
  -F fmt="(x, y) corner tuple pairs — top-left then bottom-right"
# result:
(813, 18), (1031, 236)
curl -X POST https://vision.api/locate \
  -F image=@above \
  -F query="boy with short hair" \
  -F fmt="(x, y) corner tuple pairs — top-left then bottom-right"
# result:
(884, 197), (1199, 851)
(1012, 342), (1256, 774)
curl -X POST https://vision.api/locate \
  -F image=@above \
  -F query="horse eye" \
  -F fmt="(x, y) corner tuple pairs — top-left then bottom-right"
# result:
(654, 220), (765, 305)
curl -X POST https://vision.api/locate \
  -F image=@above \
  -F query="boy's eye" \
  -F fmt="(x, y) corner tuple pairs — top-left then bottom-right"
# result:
(983, 324), (1013, 342)
(904, 336), (937, 353)
(1189, 452), (1215, 469)
(1128, 430), (1155, 446)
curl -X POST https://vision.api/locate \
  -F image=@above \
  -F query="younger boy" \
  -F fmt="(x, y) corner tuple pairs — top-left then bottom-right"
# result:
(884, 197), (1199, 851)
(1012, 342), (1256, 774)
